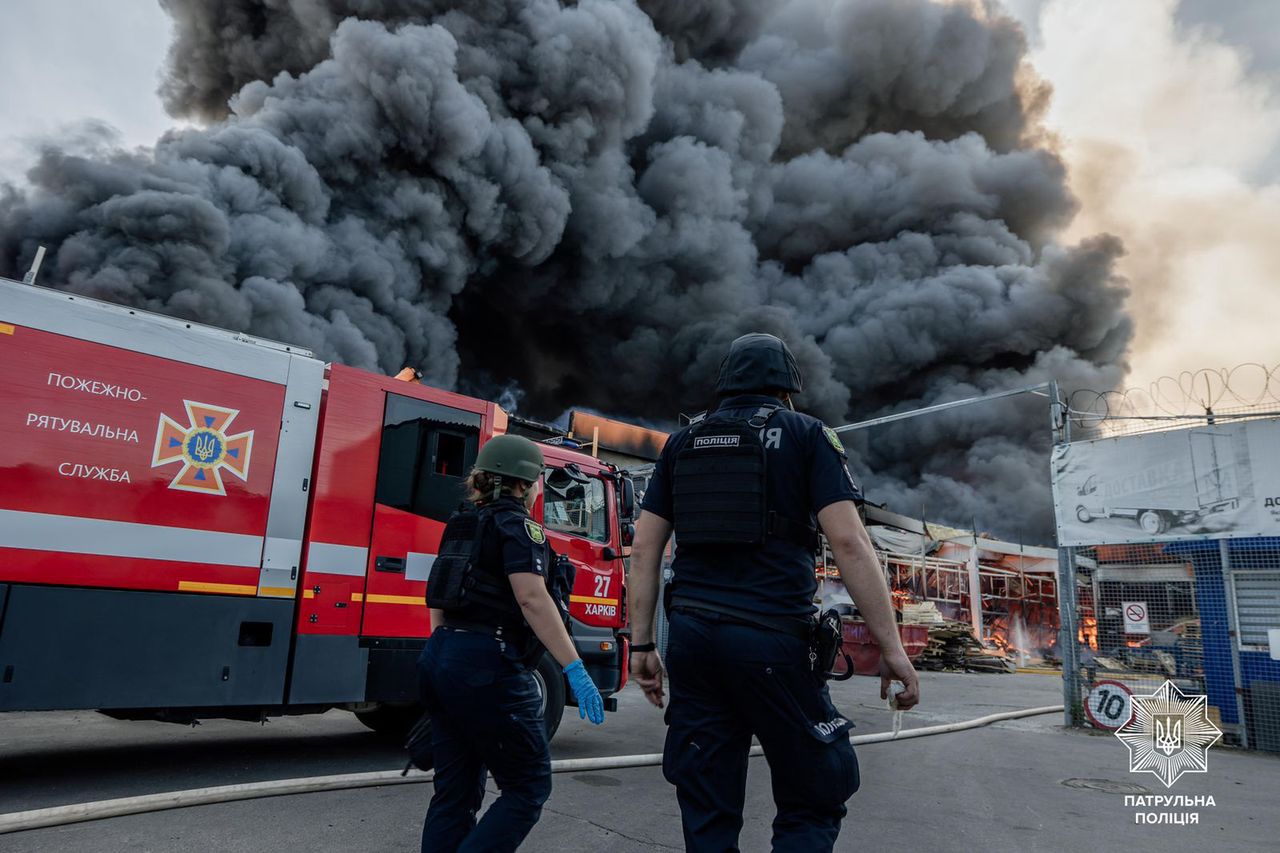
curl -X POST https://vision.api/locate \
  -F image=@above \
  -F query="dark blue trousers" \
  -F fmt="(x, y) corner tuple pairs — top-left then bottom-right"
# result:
(663, 609), (860, 853)
(418, 627), (552, 853)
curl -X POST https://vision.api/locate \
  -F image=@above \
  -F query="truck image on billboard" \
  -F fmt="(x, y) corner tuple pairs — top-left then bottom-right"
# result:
(1052, 419), (1280, 546)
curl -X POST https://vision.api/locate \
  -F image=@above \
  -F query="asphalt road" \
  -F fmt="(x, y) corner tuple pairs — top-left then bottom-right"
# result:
(2, 672), (1277, 852)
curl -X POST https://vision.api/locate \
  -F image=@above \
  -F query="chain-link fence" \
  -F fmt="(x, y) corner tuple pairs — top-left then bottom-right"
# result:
(1054, 412), (1280, 751)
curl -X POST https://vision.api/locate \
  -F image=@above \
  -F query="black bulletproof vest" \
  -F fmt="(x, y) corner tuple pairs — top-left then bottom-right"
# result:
(672, 405), (820, 550)
(672, 406), (779, 546)
(426, 505), (522, 623)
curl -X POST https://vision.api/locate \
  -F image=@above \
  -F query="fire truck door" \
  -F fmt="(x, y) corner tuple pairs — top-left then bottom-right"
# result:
(362, 393), (480, 638)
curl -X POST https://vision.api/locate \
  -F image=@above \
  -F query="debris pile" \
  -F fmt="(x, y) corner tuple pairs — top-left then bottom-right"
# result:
(917, 620), (1018, 674)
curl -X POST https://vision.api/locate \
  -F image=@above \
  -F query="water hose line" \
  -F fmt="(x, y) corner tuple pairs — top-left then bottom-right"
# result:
(0, 704), (1063, 835)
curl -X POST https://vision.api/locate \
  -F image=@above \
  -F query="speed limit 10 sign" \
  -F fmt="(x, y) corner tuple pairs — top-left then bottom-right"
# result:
(1085, 679), (1134, 730)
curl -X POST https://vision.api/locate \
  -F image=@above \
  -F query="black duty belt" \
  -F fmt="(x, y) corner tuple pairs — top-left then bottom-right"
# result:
(438, 618), (517, 638)
(669, 596), (814, 640)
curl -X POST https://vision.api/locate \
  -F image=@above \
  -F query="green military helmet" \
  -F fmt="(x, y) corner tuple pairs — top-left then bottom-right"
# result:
(475, 434), (545, 484)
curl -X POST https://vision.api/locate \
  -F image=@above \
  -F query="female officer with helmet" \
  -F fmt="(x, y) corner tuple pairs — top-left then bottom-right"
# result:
(418, 433), (605, 852)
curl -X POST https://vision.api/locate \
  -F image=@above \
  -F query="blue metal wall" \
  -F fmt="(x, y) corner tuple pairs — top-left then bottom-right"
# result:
(1166, 538), (1280, 729)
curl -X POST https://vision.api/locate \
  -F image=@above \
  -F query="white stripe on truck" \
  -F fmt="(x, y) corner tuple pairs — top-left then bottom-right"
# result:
(305, 542), (369, 577)
(0, 509), (264, 567)
(405, 551), (436, 582)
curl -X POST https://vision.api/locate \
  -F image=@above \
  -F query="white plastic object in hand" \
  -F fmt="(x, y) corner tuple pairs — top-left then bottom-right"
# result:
(887, 681), (906, 736)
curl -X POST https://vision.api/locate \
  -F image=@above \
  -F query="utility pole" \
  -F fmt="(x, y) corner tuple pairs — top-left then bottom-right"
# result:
(1049, 380), (1080, 726)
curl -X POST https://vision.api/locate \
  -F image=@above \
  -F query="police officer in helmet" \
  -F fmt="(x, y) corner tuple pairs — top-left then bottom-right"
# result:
(419, 434), (605, 853)
(627, 333), (921, 852)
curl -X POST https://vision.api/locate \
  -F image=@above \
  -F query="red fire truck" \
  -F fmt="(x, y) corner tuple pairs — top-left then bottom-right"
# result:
(0, 277), (631, 739)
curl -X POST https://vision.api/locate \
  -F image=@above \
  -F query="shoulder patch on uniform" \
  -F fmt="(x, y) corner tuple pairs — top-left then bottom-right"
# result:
(823, 426), (846, 454)
(524, 518), (546, 545)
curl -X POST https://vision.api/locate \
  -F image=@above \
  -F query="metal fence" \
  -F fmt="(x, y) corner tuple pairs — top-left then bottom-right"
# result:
(1067, 363), (1280, 442)
(1055, 413), (1280, 750)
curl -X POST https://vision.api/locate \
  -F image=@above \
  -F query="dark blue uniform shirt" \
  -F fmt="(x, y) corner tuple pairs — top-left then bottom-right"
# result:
(641, 394), (862, 619)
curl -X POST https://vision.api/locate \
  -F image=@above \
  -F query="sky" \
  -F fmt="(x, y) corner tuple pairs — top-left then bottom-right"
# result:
(1002, 0), (1280, 388)
(0, 2), (177, 179)
(1, 0), (1277, 391)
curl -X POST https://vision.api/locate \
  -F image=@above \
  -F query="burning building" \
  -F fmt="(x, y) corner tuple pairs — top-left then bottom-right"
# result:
(819, 505), (1064, 671)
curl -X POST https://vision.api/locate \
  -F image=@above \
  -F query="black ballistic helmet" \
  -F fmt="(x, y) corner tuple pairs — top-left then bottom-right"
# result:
(714, 333), (804, 396)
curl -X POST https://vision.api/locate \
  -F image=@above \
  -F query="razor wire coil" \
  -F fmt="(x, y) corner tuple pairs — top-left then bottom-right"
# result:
(1067, 363), (1280, 438)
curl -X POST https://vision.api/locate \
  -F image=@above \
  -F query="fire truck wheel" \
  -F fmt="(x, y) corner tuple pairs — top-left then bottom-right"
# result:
(533, 652), (567, 742)
(353, 704), (422, 739)
(1137, 509), (1167, 535)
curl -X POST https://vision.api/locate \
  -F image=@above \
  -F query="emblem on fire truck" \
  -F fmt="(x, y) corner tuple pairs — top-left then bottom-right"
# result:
(151, 401), (254, 495)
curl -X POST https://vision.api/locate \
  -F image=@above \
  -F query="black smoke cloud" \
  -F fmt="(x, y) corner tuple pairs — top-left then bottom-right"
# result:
(0, 0), (1131, 542)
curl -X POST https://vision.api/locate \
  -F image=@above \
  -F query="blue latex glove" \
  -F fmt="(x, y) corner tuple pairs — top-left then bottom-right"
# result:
(564, 660), (605, 725)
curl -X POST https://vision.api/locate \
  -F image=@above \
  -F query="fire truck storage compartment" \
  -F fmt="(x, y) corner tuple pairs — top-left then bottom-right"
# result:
(361, 637), (427, 704)
(0, 585), (294, 710)
(287, 634), (370, 705)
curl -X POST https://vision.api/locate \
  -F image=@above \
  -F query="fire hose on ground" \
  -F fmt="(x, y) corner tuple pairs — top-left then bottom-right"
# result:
(0, 704), (1063, 835)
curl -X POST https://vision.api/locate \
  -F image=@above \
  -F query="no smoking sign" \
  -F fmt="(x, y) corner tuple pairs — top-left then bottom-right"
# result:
(1121, 601), (1150, 634)
(1085, 679), (1134, 730)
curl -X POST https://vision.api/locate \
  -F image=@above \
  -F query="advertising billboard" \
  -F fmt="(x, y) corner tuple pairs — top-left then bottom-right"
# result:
(1052, 418), (1280, 546)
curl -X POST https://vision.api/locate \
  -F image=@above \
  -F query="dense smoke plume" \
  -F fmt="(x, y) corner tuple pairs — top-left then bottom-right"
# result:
(0, 0), (1131, 542)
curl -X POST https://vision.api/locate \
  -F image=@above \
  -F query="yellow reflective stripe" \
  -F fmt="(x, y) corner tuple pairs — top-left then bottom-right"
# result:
(303, 589), (317, 599)
(363, 593), (424, 606)
(351, 592), (364, 602)
(0, 323), (14, 335)
(258, 587), (296, 598)
(570, 595), (619, 606)
(178, 581), (257, 595)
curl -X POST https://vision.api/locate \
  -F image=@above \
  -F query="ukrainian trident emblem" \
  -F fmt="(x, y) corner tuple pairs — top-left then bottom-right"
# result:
(151, 401), (254, 495)
(1116, 681), (1221, 788)
(1154, 714), (1184, 756)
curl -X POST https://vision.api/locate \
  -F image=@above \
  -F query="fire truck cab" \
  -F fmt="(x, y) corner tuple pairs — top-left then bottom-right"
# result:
(0, 277), (629, 739)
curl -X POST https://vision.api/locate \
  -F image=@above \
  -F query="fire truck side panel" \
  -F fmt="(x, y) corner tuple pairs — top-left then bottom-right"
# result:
(294, 365), (382, 638)
(256, 354), (324, 598)
(287, 365), (381, 704)
(0, 325), (284, 590)
(363, 504), (438, 638)
(0, 280), (325, 712)
(289, 366), (501, 703)
(0, 586), (294, 710)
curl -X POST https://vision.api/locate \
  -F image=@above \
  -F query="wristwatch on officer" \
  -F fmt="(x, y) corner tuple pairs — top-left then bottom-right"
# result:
(630, 642), (657, 653)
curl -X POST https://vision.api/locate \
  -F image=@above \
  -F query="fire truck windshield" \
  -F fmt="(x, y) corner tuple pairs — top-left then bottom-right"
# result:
(543, 470), (609, 543)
